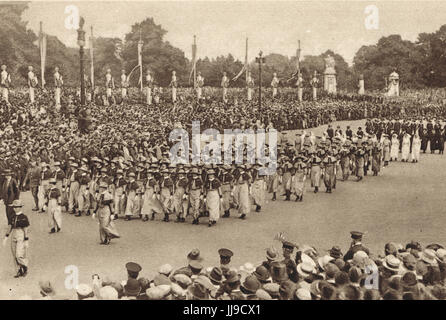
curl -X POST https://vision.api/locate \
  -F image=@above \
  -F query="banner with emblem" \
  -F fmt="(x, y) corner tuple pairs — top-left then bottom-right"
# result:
(39, 22), (47, 88)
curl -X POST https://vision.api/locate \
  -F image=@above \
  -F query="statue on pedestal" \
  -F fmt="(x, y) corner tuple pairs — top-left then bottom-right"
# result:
(296, 71), (303, 102)
(169, 71), (177, 102)
(310, 70), (319, 101)
(323, 55), (337, 94)
(221, 72), (229, 102)
(358, 74), (365, 95)
(246, 71), (254, 101)
(387, 71), (399, 97)
(271, 72), (279, 98)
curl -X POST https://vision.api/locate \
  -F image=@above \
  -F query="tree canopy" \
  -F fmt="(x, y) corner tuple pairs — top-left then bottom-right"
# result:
(2, 3), (446, 91)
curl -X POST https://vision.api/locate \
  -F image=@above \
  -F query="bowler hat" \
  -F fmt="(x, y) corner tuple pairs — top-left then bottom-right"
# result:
(253, 265), (270, 282)
(240, 275), (261, 294)
(209, 267), (223, 284)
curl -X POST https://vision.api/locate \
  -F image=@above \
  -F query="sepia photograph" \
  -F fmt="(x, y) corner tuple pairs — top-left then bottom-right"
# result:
(0, 0), (446, 307)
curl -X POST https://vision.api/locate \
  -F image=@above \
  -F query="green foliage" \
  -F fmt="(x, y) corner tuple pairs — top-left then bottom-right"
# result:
(3, 3), (446, 92)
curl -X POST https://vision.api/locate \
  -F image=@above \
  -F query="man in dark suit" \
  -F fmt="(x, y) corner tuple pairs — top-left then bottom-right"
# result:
(343, 231), (370, 261)
(1, 169), (20, 225)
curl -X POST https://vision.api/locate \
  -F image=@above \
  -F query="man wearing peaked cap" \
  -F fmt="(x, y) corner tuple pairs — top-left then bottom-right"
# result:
(126, 262), (142, 279)
(218, 248), (233, 276)
(344, 231), (370, 262)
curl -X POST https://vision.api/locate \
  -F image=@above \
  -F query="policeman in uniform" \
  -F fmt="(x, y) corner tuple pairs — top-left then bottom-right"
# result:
(0, 64), (11, 103)
(125, 262), (142, 280)
(54, 67), (63, 107)
(28, 66), (37, 103)
(218, 248), (234, 277)
(343, 231), (370, 261)
(221, 72), (229, 102)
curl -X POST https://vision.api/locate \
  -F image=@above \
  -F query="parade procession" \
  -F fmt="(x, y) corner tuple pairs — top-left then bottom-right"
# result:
(1, 1), (446, 303)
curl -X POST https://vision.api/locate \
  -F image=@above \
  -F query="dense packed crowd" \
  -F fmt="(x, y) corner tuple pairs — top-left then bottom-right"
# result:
(1, 86), (445, 295)
(29, 235), (446, 300)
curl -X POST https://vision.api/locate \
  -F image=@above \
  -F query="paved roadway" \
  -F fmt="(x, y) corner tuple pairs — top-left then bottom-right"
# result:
(1, 120), (445, 299)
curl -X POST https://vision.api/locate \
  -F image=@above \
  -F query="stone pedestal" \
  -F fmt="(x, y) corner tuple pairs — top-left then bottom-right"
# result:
(358, 79), (365, 95)
(324, 73), (337, 94)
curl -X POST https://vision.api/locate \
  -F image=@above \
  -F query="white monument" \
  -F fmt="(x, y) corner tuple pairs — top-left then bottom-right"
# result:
(358, 74), (365, 95)
(387, 71), (399, 97)
(323, 55), (337, 94)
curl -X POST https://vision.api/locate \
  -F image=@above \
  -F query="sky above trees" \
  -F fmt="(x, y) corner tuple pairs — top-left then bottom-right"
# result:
(22, 1), (446, 65)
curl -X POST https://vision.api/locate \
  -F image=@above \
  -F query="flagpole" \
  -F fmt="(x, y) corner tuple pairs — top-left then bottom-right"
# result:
(90, 26), (95, 93)
(245, 37), (248, 80)
(39, 21), (45, 89)
(193, 35), (197, 89)
(297, 40), (301, 74)
(139, 28), (143, 93)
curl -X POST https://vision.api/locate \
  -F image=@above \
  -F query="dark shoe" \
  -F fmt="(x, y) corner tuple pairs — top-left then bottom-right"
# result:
(142, 216), (148, 222)
(208, 221), (212, 227)
(272, 193), (276, 201)
(56, 226), (61, 232)
(32, 207), (39, 211)
(222, 211), (230, 218)
(21, 266), (27, 277)
(14, 269), (23, 278)
(86, 211), (91, 216)
(239, 214), (246, 220)
(125, 216), (131, 221)
(49, 228), (56, 234)
(255, 205), (261, 212)
(151, 213), (155, 221)
(75, 212), (82, 217)
(299, 196), (303, 202)
(163, 215), (170, 222)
